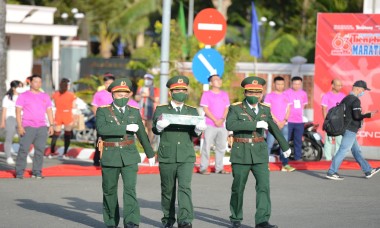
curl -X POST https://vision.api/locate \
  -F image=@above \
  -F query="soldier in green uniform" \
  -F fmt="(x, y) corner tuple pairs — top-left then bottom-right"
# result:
(152, 76), (207, 228)
(96, 78), (156, 228)
(227, 76), (291, 228)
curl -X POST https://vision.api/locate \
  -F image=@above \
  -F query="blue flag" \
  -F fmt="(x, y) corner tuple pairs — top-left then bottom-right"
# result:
(250, 1), (261, 58)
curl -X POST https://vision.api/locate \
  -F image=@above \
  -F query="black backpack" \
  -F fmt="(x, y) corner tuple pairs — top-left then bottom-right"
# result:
(322, 97), (352, 136)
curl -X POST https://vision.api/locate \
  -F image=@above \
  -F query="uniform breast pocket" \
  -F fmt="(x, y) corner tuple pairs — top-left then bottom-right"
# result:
(126, 116), (137, 124)
(238, 115), (249, 121)
(105, 116), (115, 124)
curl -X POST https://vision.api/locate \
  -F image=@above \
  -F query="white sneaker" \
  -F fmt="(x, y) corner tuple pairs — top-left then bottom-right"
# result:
(27, 155), (33, 164)
(6, 157), (15, 165)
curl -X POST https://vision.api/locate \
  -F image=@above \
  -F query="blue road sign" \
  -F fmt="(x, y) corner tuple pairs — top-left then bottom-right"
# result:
(192, 48), (224, 84)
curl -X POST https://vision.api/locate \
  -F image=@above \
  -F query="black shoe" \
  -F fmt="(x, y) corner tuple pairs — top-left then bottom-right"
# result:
(125, 222), (139, 228)
(178, 222), (192, 228)
(231, 221), (241, 228)
(93, 162), (100, 167)
(255, 222), (278, 228)
(162, 223), (173, 228)
(365, 167), (380, 179)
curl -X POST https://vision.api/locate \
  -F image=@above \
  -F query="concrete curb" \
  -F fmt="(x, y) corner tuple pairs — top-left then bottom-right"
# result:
(0, 143), (234, 165)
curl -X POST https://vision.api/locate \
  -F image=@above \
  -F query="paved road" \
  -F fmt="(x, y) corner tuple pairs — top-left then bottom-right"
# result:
(1, 168), (380, 228)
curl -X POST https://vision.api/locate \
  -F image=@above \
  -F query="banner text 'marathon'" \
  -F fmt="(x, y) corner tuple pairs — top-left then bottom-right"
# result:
(352, 44), (380, 56)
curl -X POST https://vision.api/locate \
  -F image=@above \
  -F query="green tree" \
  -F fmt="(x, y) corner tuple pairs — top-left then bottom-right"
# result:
(73, 75), (103, 104)
(43, 0), (159, 58)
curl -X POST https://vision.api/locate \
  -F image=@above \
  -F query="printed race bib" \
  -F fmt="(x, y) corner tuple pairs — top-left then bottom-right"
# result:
(294, 99), (301, 109)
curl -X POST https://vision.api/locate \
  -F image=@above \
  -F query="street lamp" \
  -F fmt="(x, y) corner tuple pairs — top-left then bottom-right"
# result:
(60, 8), (85, 25)
(258, 16), (276, 50)
(259, 16), (275, 28)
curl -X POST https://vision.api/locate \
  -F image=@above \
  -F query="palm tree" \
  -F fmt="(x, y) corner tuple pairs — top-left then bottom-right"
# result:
(114, 0), (159, 54)
(83, 0), (159, 58)
(0, 0), (7, 107)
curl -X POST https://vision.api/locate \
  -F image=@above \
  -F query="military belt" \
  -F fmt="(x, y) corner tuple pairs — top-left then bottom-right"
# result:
(103, 139), (134, 147)
(233, 137), (265, 143)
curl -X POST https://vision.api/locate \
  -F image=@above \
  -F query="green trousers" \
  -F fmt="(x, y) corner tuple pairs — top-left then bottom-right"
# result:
(102, 164), (139, 227)
(229, 163), (271, 225)
(159, 162), (194, 225)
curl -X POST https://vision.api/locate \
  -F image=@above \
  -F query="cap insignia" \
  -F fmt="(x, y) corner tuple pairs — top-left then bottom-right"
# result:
(252, 80), (258, 85)
(120, 81), (126, 86)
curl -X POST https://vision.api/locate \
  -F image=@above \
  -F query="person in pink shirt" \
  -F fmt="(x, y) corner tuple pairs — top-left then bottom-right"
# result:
(15, 75), (54, 179)
(285, 76), (308, 161)
(199, 74), (230, 174)
(127, 97), (139, 109)
(91, 73), (115, 166)
(91, 73), (115, 114)
(321, 79), (345, 160)
(264, 76), (295, 172)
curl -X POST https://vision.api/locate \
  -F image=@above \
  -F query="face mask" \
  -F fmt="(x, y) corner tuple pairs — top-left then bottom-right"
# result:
(16, 87), (26, 94)
(114, 97), (129, 107)
(144, 80), (153, 86)
(172, 92), (188, 102)
(358, 91), (365, 97)
(246, 96), (259, 104)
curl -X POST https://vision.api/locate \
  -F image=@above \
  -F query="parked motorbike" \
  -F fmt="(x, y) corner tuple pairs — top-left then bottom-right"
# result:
(271, 122), (324, 161)
(72, 98), (97, 143)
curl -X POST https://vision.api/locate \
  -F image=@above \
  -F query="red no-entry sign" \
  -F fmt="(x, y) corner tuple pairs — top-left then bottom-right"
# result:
(193, 8), (227, 45)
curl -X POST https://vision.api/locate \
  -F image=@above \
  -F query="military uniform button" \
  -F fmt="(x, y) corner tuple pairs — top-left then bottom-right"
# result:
(120, 146), (122, 148)
(251, 144), (254, 146)
(178, 142), (180, 144)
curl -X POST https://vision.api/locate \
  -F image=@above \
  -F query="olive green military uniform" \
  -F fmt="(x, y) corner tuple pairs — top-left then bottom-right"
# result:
(227, 77), (289, 226)
(96, 78), (154, 227)
(152, 76), (200, 227)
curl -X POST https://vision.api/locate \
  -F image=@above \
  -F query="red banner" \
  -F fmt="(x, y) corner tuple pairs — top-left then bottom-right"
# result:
(314, 13), (380, 146)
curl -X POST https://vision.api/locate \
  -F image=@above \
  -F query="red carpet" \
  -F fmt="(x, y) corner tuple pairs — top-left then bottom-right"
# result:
(2, 160), (380, 179)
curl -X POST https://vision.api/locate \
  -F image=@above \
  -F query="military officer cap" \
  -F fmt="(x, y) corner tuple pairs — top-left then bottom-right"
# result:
(166, 75), (189, 90)
(241, 76), (266, 92)
(107, 78), (132, 93)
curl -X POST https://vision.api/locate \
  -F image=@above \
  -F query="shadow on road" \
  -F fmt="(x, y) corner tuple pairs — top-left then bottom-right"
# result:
(16, 198), (104, 227)
(139, 198), (231, 227)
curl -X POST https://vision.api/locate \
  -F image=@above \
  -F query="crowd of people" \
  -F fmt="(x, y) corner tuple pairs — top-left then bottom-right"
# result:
(1, 72), (380, 228)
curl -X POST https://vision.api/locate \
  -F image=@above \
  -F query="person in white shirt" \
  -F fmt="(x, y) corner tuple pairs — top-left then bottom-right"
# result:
(1, 80), (26, 165)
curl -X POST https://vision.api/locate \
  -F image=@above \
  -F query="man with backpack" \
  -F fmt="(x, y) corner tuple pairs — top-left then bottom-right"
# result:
(326, 80), (380, 180)
(321, 79), (345, 160)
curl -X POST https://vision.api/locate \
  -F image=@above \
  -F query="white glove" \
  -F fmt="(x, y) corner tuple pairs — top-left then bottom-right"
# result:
(126, 124), (139, 132)
(156, 119), (170, 132)
(148, 157), (156, 166)
(256, 121), (268, 130)
(283, 149), (291, 158)
(195, 122), (207, 135)
(195, 122), (207, 131)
